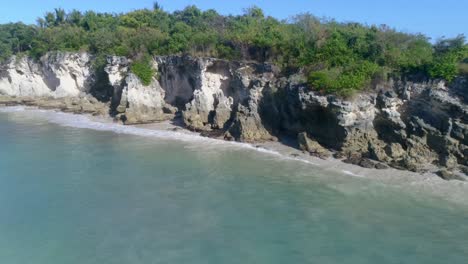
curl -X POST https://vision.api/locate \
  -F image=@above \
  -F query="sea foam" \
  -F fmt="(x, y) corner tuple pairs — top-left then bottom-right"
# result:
(0, 106), (319, 166)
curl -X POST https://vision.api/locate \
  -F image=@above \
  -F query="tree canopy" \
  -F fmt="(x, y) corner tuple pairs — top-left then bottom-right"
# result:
(0, 3), (467, 95)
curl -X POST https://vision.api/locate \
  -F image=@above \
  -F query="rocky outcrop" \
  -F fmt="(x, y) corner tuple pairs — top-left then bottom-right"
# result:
(105, 57), (174, 124)
(297, 132), (330, 159)
(0, 52), (93, 97)
(1, 52), (467, 178)
(153, 56), (278, 141)
(287, 78), (467, 175)
(0, 95), (108, 116)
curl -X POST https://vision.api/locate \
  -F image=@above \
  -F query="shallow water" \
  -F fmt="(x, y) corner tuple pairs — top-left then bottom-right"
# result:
(0, 108), (467, 264)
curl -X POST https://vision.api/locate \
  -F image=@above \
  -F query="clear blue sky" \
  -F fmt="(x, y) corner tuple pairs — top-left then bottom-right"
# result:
(0, 0), (466, 41)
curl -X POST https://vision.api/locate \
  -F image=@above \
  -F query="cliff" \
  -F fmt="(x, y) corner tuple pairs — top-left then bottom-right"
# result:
(1, 52), (467, 179)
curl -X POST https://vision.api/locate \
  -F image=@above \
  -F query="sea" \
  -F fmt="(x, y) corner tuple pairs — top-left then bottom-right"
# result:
(0, 106), (467, 264)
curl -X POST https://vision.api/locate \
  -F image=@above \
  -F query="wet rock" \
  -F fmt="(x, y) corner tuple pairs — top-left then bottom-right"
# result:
(1, 52), (468, 175)
(385, 143), (405, 160)
(0, 96), (21, 106)
(359, 158), (376, 169)
(460, 166), (468, 176)
(297, 132), (331, 159)
(333, 152), (347, 159)
(375, 163), (389, 170)
(441, 154), (459, 169)
(436, 169), (466, 181)
(343, 154), (362, 165)
(368, 142), (389, 162)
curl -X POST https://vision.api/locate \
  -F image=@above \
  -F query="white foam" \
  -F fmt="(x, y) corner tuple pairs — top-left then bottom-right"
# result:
(0, 105), (27, 112)
(342, 170), (364, 178)
(0, 106), (318, 166)
(3, 106), (468, 207)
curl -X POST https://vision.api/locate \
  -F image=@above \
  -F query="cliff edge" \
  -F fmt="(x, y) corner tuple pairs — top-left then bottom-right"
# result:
(1, 53), (467, 179)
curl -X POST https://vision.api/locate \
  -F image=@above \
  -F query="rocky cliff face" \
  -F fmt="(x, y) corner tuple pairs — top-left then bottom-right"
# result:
(1, 52), (467, 177)
(289, 80), (467, 175)
(0, 53), (93, 97)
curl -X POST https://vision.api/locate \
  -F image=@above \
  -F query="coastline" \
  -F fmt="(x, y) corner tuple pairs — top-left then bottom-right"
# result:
(1, 104), (467, 207)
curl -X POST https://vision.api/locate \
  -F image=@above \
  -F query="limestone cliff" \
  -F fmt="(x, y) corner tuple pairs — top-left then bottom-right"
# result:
(0, 53), (93, 97)
(0, 52), (467, 178)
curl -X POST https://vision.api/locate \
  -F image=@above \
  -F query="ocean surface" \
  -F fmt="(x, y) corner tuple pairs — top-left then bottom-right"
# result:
(1, 107), (467, 264)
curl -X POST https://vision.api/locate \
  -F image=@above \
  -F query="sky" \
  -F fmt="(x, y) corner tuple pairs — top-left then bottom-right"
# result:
(0, 0), (466, 41)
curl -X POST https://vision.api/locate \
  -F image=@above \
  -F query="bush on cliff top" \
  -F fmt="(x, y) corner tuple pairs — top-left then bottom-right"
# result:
(130, 56), (154, 86)
(0, 3), (467, 94)
(309, 61), (380, 96)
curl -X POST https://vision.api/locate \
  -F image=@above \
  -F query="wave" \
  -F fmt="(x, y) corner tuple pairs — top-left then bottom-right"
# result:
(342, 170), (364, 178)
(0, 106), (319, 166)
(0, 106), (27, 112)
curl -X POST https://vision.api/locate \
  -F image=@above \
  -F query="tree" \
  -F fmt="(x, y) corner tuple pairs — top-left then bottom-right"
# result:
(54, 8), (66, 25)
(153, 1), (162, 11)
(1, 5), (467, 91)
(67, 10), (83, 25)
(428, 35), (468, 81)
(44, 12), (55, 27)
(36, 18), (46, 28)
(244, 6), (264, 18)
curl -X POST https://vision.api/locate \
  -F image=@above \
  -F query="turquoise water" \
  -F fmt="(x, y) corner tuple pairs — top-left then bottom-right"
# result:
(0, 108), (468, 264)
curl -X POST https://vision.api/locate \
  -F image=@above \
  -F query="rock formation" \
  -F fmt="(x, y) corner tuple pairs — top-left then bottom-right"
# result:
(1, 52), (467, 179)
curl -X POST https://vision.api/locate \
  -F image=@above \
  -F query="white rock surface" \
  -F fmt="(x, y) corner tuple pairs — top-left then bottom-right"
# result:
(0, 53), (92, 98)
(105, 56), (129, 87)
(125, 74), (166, 112)
(183, 60), (234, 129)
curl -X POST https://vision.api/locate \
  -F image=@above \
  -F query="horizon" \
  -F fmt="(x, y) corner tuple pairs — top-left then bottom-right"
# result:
(0, 0), (467, 41)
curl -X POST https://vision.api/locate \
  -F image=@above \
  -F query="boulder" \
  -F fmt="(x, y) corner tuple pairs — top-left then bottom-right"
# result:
(460, 166), (468, 176)
(368, 142), (389, 162)
(359, 158), (377, 169)
(2, 52), (468, 175)
(375, 163), (389, 170)
(297, 132), (331, 159)
(436, 169), (466, 181)
(385, 143), (405, 160)
(343, 153), (362, 165)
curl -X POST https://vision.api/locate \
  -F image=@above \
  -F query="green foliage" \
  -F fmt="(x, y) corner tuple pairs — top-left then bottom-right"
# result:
(428, 54), (459, 81)
(130, 56), (154, 86)
(0, 42), (12, 62)
(309, 61), (379, 96)
(0, 6), (467, 95)
(215, 43), (239, 60)
(0, 22), (37, 61)
(153, 2), (162, 11)
(428, 35), (468, 81)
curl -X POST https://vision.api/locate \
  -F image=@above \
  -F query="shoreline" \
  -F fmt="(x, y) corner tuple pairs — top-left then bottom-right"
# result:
(1, 104), (468, 206)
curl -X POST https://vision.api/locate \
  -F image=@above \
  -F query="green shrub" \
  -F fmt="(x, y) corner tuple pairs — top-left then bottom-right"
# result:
(428, 36), (467, 82)
(308, 61), (379, 96)
(1, 6), (467, 94)
(131, 56), (154, 86)
(113, 45), (130, 57)
(216, 44), (239, 60)
(428, 55), (459, 82)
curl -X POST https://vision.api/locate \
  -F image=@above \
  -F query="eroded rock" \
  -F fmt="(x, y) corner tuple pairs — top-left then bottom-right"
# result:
(1, 52), (467, 175)
(437, 169), (466, 181)
(297, 132), (330, 159)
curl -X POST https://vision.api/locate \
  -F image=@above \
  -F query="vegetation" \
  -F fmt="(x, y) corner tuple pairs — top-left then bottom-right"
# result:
(0, 3), (467, 95)
(130, 55), (154, 86)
